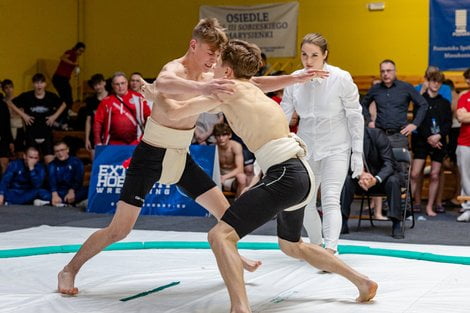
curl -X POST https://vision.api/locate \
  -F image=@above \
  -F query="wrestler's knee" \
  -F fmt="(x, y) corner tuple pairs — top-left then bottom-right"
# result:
(278, 238), (303, 259)
(208, 222), (239, 247)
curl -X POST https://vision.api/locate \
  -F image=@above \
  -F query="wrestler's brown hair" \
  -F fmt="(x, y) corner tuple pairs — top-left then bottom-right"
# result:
(301, 33), (328, 60)
(213, 123), (232, 136)
(192, 18), (228, 51)
(221, 39), (262, 79)
(427, 71), (445, 83)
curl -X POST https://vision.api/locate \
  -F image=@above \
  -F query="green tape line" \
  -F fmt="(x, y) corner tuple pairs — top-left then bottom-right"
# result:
(120, 281), (180, 301)
(0, 241), (469, 265)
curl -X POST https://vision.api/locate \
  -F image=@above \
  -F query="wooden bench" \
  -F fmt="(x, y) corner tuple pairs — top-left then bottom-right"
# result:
(353, 74), (468, 94)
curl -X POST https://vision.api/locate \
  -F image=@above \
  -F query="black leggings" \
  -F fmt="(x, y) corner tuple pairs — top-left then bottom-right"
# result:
(222, 158), (311, 242)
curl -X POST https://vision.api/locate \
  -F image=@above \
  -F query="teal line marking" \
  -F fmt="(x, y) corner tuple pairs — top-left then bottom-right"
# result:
(120, 281), (180, 302)
(1, 241), (469, 265)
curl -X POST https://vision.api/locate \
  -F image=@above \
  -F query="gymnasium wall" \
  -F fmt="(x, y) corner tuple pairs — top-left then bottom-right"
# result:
(1, 0), (432, 94)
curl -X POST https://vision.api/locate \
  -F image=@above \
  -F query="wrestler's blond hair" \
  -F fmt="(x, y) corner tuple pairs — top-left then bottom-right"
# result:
(192, 18), (228, 51)
(221, 39), (262, 79)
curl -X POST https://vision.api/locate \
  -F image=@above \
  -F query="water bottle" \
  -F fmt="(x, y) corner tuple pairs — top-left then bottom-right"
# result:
(430, 118), (440, 134)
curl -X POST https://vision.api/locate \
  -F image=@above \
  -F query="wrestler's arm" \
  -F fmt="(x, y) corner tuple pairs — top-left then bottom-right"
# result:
(250, 68), (329, 93)
(143, 61), (234, 96)
(160, 93), (224, 120)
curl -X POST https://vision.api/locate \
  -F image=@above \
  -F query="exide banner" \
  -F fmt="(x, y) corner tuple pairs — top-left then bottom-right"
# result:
(87, 145), (218, 216)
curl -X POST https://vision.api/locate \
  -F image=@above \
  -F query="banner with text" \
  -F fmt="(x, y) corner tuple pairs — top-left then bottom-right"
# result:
(87, 145), (218, 216)
(200, 2), (299, 57)
(430, 0), (470, 70)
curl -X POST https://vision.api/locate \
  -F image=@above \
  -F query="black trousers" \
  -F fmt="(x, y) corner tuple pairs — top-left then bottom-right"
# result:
(340, 173), (402, 221)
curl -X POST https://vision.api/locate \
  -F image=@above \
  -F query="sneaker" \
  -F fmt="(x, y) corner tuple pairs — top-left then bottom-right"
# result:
(33, 199), (49, 206)
(457, 210), (470, 222)
(54, 203), (67, 207)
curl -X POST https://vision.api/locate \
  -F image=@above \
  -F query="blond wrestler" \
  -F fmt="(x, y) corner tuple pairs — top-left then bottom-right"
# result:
(58, 18), (323, 295)
(158, 40), (377, 312)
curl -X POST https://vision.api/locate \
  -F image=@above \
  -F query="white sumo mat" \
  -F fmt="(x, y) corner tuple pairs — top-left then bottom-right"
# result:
(1, 226), (470, 313)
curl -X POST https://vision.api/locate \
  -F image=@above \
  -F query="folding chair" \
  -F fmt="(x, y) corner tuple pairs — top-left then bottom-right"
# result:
(357, 148), (415, 233)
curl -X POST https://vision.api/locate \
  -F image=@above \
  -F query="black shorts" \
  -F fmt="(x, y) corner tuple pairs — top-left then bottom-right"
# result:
(412, 135), (446, 163)
(26, 134), (53, 156)
(120, 141), (216, 207)
(242, 149), (255, 166)
(0, 140), (10, 158)
(222, 158), (311, 242)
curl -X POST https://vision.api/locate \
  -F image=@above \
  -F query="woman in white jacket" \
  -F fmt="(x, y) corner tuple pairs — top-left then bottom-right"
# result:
(281, 33), (364, 253)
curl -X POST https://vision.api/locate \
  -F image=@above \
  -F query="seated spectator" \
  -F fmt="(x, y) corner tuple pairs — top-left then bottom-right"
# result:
(0, 146), (48, 205)
(45, 141), (87, 207)
(214, 123), (246, 198)
(340, 128), (404, 239)
(410, 71), (452, 216)
(84, 74), (108, 156)
(129, 72), (153, 109)
(7, 73), (67, 163)
(192, 112), (224, 145)
(94, 72), (151, 146)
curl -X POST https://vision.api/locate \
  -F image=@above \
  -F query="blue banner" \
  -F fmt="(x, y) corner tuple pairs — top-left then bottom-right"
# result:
(87, 145), (217, 216)
(430, 0), (470, 70)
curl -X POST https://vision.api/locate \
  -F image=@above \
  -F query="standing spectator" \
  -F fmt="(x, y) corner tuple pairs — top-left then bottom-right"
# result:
(0, 146), (48, 205)
(84, 74), (108, 156)
(2, 79), (24, 156)
(362, 59), (428, 149)
(410, 71), (452, 216)
(0, 90), (14, 174)
(94, 72), (151, 145)
(8, 73), (66, 164)
(281, 33), (364, 253)
(52, 42), (86, 126)
(456, 69), (470, 222)
(45, 141), (87, 207)
(129, 72), (144, 93)
(415, 66), (452, 102)
(213, 123), (246, 198)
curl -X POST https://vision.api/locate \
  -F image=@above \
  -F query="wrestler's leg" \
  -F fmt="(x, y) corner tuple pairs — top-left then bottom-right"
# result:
(279, 238), (377, 302)
(302, 158), (322, 245)
(58, 201), (141, 295)
(208, 221), (250, 313)
(196, 187), (261, 272)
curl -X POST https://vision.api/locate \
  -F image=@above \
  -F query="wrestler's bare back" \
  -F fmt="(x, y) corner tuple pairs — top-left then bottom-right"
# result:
(145, 57), (213, 130)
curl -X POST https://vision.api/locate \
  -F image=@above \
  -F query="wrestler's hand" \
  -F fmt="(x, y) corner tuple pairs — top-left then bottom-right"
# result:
(350, 152), (363, 179)
(293, 68), (329, 83)
(200, 79), (235, 96)
(0, 195), (4, 206)
(139, 78), (158, 102)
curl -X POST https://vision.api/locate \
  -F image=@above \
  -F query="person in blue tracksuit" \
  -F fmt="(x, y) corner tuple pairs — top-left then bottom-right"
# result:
(0, 146), (48, 205)
(46, 141), (87, 206)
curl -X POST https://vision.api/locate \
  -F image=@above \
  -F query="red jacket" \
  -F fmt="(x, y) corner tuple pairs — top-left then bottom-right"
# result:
(94, 90), (150, 145)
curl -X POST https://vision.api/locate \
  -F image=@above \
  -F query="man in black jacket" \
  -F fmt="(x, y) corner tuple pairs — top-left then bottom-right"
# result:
(340, 127), (404, 239)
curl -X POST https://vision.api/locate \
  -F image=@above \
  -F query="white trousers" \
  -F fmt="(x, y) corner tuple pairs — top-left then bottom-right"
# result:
(457, 145), (470, 210)
(303, 150), (350, 250)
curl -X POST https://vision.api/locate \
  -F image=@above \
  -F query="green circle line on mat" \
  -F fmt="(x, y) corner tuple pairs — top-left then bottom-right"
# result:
(0, 241), (469, 265)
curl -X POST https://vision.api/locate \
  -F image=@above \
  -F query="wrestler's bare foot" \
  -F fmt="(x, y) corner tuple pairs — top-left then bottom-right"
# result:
(241, 255), (262, 272)
(58, 268), (79, 295)
(355, 278), (378, 302)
